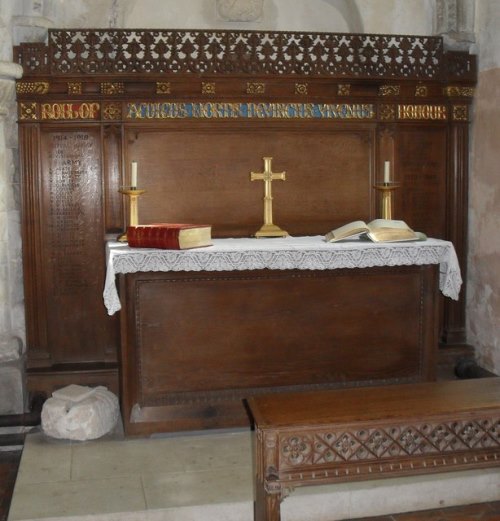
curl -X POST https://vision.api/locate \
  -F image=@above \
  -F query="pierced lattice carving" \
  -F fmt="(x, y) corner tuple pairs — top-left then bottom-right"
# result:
(13, 30), (475, 80)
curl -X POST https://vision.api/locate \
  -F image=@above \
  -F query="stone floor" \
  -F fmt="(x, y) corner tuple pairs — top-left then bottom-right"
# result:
(4, 427), (500, 521)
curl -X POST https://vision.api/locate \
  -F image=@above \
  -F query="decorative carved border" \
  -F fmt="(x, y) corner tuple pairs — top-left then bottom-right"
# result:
(278, 417), (500, 468)
(16, 81), (49, 94)
(11, 29), (474, 81)
(294, 83), (308, 95)
(444, 86), (475, 97)
(337, 84), (351, 96)
(101, 82), (125, 95)
(379, 85), (400, 96)
(247, 82), (265, 94)
(201, 82), (216, 95)
(452, 105), (468, 121)
(20, 102), (38, 120)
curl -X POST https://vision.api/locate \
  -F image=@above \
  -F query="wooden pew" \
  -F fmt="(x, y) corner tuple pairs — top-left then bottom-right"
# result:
(248, 378), (500, 521)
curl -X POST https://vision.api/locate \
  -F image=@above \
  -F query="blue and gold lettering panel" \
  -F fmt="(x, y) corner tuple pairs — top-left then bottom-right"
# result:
(126, 102), (375, 120)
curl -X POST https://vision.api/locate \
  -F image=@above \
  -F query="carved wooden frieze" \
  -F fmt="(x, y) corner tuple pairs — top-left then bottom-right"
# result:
(279, 417), (500, 468)
(12, 29), (476, 81)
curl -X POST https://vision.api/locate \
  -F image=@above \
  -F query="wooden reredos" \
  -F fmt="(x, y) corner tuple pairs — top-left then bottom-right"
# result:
(14, 29), (476, 396)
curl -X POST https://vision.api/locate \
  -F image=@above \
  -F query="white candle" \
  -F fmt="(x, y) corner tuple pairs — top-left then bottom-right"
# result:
(131, 161), (138, 188)
(384, 161), (390, 184)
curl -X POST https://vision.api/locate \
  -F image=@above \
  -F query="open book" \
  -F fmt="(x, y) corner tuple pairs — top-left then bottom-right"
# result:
(325, 219), (425, 243)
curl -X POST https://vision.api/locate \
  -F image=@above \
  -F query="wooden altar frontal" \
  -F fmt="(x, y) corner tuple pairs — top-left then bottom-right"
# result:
(14, 29), (476, 433)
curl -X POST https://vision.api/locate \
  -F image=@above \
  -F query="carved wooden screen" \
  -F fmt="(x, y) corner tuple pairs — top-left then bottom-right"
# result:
(15, 29), (476, 396)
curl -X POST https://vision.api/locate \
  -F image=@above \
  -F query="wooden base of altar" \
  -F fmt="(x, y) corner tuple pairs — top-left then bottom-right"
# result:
(119, 265), (439, 435)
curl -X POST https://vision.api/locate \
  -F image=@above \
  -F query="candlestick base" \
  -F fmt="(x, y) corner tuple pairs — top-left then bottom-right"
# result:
(118, 187), (146, 242)
(373, 183), (400, 220)
(254, 223), (289, 238)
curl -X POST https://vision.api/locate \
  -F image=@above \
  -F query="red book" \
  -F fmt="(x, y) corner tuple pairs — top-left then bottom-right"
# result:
(127, 224), (212, 250)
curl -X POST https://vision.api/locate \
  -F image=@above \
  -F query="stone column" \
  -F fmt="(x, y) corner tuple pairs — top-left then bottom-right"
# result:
(0, 61), (25, 414)
(436, 0), (476, 50)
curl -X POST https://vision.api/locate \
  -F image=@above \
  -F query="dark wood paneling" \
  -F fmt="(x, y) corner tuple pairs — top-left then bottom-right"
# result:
(443, 121), (469, 344)
(121, 265), (438, 434)
(19, 124), (51, 367)
(37, 127), (119, 365)
(396, 125), (448, 238)
(126, 124), (375, 237)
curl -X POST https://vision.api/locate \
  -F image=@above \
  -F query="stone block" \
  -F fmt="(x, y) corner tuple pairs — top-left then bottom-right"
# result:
(41, 385), (119, 441)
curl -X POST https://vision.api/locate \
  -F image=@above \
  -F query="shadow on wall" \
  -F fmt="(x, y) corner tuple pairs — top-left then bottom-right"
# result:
(322, 0), (364, 33)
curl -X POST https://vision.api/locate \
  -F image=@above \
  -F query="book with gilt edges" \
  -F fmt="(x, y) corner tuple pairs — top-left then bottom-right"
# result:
(127, 224), (212, 250)
(325, 219), (425, 243)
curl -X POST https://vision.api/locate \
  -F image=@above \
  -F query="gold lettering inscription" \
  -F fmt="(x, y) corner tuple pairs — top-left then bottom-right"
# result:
(398, 105), (447, 120)
(40, 103), (100, 120)
(126, 102), (375, 120)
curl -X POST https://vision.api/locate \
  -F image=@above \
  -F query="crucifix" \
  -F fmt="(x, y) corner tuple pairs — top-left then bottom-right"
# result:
(250, 156), (289, 238)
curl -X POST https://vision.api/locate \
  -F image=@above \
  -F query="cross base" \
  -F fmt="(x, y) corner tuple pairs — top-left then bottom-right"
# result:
(254, 224), (289, 238)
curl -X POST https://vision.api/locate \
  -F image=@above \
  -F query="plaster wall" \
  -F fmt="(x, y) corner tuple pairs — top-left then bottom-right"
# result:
(43, 0), (432, 34)
(468, 0), (500, 373)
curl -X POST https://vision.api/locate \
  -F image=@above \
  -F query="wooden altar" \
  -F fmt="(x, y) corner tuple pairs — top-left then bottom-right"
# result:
(14, 30), (476, 432)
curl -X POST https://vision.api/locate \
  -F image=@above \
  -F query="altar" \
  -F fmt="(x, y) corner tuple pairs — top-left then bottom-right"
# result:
(105, 237), (461, 434)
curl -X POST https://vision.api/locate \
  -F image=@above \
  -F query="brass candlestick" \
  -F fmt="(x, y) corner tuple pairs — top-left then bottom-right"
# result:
(373, 183), (400, 220)
(117, 187), (146, 242)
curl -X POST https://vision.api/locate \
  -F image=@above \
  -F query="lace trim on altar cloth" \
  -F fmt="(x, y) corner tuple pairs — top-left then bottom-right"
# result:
(103, 236), (462, 315)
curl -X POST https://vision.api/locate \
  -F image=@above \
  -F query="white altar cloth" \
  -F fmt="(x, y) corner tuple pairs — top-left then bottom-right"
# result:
(104, 236), (462, 315)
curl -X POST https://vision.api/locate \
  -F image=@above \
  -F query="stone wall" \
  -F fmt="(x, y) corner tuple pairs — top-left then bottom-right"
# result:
(0, 9), (25, 411)
(467, 0), (500, 373)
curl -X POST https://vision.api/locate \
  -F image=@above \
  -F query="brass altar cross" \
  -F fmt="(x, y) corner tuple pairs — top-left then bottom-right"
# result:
(250, 157), (289, 238)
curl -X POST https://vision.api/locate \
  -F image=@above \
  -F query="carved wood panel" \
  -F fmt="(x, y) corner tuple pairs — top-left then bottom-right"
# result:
(121, 264), (438, 433)
(126, 125), (374, 237)
(38, 128), (118, 364)
(395, 126), (447, 238)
